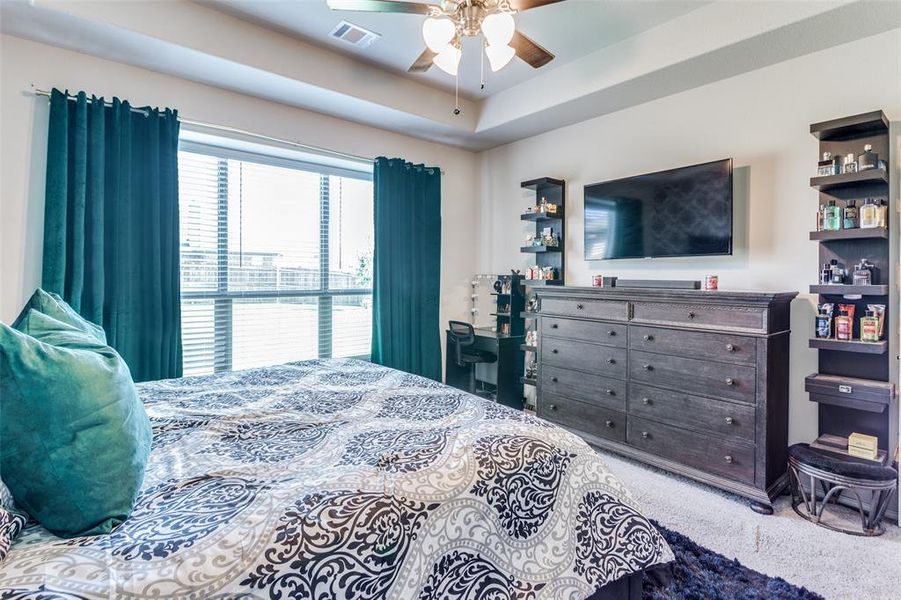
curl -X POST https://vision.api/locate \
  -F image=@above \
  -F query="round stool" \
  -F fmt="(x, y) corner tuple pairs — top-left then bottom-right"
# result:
(788, 443), (897, 536)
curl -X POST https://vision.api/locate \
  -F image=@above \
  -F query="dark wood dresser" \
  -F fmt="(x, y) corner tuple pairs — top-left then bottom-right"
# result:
(534, 286), (798, 512)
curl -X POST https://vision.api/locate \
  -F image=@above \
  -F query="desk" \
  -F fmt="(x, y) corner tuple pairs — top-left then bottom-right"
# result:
(445, 327), (525, 409)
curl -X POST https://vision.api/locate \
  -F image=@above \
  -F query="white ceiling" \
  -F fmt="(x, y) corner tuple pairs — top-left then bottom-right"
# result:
(204, 0), (708, 99)
(3, 1), (899, 150)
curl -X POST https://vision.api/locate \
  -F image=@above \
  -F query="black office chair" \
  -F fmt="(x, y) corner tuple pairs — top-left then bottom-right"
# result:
(448, 321), (497, 395)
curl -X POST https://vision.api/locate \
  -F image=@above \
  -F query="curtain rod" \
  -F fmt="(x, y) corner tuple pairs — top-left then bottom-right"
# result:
(30, 86), (376, 166)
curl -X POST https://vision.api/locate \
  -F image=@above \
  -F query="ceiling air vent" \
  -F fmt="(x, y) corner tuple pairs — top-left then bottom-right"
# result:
(330, 21), (381, 48)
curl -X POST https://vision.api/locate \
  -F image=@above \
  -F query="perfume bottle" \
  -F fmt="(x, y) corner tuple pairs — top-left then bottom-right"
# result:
(816, 204), (825, 231)
(858, 144), (878, 171)
(834, 308), (852, 341)
(833, 154), (844, 175)
(820, 263), (832, 285)
(842, 200), (858, 229)
(860, 198), (879, 229)
(860, 310), (880, 343)
(823, 200), (841, 231)
(852, 259), (873, 286)
(817, 152), (834, 176)
(876, 199), (887, 228)
(815, 306), (833, 339)
(843, 153), (858, 174)
(829, 259), (846, 284)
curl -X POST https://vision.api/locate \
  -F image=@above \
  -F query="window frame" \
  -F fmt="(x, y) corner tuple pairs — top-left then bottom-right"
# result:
(178, 139), (374, 372)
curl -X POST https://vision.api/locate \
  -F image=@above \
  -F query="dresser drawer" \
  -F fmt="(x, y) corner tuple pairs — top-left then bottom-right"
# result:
(541, 317), (627, 347)
(629, 350), (756, 404)
(632, 302), (766, 333)
(541, 365), (626, 411)
(539, 296), (629, 322)
(630, 325), (757, 366)
(628, 383), (756, 441)
(538, 393), (625, 443)
(628, 416), (755, 484)
(542, 338), (627, 379)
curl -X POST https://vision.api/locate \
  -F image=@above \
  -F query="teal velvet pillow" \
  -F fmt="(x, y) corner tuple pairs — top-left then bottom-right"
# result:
(0, 311), (151, 538)
(12, 289), (106, 344)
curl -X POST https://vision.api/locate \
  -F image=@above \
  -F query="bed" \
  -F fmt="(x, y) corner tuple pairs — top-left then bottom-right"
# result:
(0, 359), (672, 599)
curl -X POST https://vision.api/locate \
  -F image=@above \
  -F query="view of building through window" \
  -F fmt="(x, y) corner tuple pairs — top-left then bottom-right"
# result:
(178, 147), (373, 376)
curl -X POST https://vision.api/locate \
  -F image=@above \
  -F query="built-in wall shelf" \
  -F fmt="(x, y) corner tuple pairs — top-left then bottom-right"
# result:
(809, 228), (888, 241)
(520, 245), (562, 253)
(810, 110), (890, 141)
(809, 169), (888, 192)
(491, 312), (512, 318)
(522, 280), (563, 287)
(520, 344), (537, 353)
(521, 176), (565, 191)
(807, 109), (895, 511)
(809, 284), (888, 296)
(808, 338), (887, 355)
(520, 311), (538, 318)
(520, 376), (538, 386)
(521, 211), (564, 222)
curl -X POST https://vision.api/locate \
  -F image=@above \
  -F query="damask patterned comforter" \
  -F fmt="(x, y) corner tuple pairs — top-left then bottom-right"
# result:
(0, 359), (672, 599)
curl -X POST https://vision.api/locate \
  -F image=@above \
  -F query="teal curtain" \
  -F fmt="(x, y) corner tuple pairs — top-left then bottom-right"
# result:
(371, 157), (441, 380)
(42, 88), (182, 382)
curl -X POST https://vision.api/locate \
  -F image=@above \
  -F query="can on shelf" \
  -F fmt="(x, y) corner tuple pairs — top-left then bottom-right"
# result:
(704, 275), (719, 291)
(592, 275), (604, 287)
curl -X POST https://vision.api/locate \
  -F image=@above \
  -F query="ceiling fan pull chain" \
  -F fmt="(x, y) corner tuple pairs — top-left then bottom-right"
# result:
(480, 38), (485, 90)
(453, 68), (460, 115)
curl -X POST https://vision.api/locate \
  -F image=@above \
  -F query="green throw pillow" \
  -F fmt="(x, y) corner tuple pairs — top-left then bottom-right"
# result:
(0, 310), (151, 538)
(12, 289), (106, 344)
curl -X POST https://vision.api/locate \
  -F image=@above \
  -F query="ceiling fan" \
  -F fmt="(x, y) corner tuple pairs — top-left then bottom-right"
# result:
(326, 0), (562, 77)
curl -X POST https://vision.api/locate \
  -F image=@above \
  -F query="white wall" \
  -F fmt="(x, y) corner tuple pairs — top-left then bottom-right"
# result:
(0, 35), (480, 353)
(478, 29), (901, 445)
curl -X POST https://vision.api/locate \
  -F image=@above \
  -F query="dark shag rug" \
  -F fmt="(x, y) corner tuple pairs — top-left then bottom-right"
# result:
(642, 521), (824, 600)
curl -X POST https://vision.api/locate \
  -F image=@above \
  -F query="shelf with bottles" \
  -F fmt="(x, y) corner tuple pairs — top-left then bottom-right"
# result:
(811, 300), (886, 353)
(520, 344), (538, 353)
(815, 197), (887, 235)
(810, 284), (889, 296)
(809, 227), (888, 242)
(521, 209), (564, 222)
(810, 168), (888, 192)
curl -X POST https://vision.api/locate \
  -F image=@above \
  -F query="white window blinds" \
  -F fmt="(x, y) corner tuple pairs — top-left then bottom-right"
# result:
(178, 143), (373, 376)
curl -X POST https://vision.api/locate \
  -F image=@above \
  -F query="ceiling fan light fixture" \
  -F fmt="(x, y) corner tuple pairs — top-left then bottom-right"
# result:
(422, 17), (456, 52)
(480, 12), (515, 46)
(485, 43), (515, 72)
(433, 44), (462, 75)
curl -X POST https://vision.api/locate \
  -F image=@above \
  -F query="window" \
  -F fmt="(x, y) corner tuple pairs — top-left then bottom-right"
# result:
(178, 138), (373, 376)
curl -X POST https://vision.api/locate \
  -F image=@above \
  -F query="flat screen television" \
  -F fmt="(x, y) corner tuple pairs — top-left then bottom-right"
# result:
(584, 158), (733, 260)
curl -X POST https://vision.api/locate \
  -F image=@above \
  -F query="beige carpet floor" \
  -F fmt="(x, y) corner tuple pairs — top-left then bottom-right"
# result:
(597, 450), (901, 600)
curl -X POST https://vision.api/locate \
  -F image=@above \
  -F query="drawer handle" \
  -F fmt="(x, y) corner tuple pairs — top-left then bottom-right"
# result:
(725, 378), (734, 386)
(549, 404), (557, 411)
(641, 431), (649, 439)
(643, 364), (653, 371)
(643, 334), (653, 342)
(642, 397), (651, 405)
(688, 311), (696, 319)
(726, 343), (735, 352)
(605, 420), (614, 428)
(607, 330), (616, 336)
(725, 416), (734, 425)
(606, 389), (615, 396)
(551, 376), (558, 383)
(576, 303), (584, 310)
(724, 455), (734, 464)
(552, 349), (559, 354)
(551, 323), (559, 329)
(606, 358), (615, 365)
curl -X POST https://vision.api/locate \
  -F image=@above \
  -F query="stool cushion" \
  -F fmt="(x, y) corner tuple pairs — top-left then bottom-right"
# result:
(789, 443), (897, 483)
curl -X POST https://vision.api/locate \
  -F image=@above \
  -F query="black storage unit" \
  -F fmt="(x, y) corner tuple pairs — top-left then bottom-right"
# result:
(520, 177), (565, 285)
(807, 110), (895, 457)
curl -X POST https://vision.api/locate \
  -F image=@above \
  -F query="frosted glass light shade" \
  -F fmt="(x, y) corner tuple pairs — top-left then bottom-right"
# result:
(422, 17), (456, 52)
(433, 44), (462, 75)
(481, 12), (515, 46)
(485, 43), (515, 72)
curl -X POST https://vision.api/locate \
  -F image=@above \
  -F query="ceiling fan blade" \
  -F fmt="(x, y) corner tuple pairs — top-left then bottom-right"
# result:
(326, 0), (435, 14)
(408, 48), (437, 72)
(507, 0), (565, 11)
(510, 30), (555, 68)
